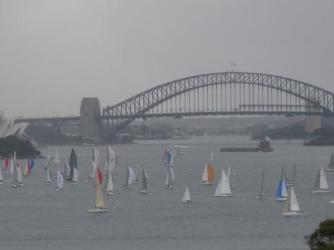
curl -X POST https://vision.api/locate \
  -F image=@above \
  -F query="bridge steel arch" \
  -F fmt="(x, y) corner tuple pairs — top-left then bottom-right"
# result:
(102, 72), (334, 136)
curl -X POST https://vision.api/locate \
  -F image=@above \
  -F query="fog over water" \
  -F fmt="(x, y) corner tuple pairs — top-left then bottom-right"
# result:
(0, 0), (334, 117)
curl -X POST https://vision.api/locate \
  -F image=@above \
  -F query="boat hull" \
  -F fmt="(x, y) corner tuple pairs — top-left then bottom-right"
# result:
(276, 197), (288, 201)
(182, 200), (192, 203)
(215, 194), (232, 197)
(312, 190), (330, 194)
(282, 211), (303, 217)
(325, 169), (334, 172)
(203, 181), (214, 185)
(329, 200), (334, 204)
(88, 208), (108, 213)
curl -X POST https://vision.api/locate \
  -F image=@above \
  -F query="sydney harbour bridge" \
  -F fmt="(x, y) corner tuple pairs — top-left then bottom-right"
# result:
(15, 72), (334, 142)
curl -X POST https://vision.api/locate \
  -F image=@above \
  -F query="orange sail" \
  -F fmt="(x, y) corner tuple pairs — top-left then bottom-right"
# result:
(207, 163), (215, 182)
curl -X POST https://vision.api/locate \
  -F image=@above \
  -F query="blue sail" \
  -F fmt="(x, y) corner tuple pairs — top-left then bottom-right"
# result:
(276, 177), (287, 200)
(276, 179), (283, 198)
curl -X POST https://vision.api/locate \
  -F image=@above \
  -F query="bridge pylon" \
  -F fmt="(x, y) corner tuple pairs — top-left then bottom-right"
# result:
(79, 97), (104, 143)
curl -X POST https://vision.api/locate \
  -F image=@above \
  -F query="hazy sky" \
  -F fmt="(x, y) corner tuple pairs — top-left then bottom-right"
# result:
(1, 0), (334, 117)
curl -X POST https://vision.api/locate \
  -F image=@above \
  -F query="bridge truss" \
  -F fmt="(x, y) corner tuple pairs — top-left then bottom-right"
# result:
(102, 72), (334, 136)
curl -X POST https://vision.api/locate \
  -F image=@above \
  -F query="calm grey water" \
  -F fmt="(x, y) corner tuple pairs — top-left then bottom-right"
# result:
(1, 135), (333, 250)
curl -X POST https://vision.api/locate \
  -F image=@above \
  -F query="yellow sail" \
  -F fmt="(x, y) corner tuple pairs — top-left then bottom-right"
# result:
(207, 163), (215, 182)
(95, 170), (105, 209)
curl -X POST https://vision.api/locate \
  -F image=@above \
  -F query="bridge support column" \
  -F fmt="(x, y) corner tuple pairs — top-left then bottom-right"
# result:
(305, 101), (322, 134)
(79, 98), (103, 143)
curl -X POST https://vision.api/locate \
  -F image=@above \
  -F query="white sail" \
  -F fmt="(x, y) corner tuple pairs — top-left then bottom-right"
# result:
(215, 170), (232, 197)
(56, 169), (64, 191)
(125, 166), (136, 186)
(16, 162), (23, 186)
(256, 171), (265, 199)
(289, 187), (300, 212)
(72, 168), (79, 183)
(319, 168), (329, 190)
(165, 166), (175, 189)
(106, 173), (114, 194)
(105, 145), (117, 174)
(313, 168), (330, 193)
(281, 178), (287, 197)
(90, 161), (97, 179)
(90, 147), (99, 178)
(209, 148), (214, 160)
(282, 186), (302, 216)
(201, 164), (208, 182)
(327, 153), (334, 171)
(9, 155), (14, 176)
(63, 161), (70, 180)
(182, 185), (192, 203)
(54, 150), (60, 165)
(46, 168), (52, 184)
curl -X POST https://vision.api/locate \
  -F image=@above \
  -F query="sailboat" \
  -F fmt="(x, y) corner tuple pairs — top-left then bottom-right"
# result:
(9, 154), (14, 177)
(68, 148), (77, 181)
(286, 164), (296, 187)
(182, 185), (192, 203)
(282, 186), (303, 216)
(227, 166), (236, 190)
(276, 177), (288, 201)
(23, 160), (30, 177)
(105, 145), (117, 174)
(165, 166), (175, 190)
(164, 149), (175, 167)
(140, 169), (148, 194)
(0, 165), (3, 184)
(55, 169), (64, 191)
(326, 153), (334, 172)
(201, 163), (215, 185)
(124, 166), (136, 188)
(11, 152), (18, 188)
(45, 156), (52, 185)
(72, 167), (79, 185)
(89, 147), (99, 179)
(88, 168), (108, 213)
(214, 169), (232, 197)
(105, 172), (114, 195)
(256, 171), (265, 199)
(208, 148), (215, 161)
(312, 168), (330, 193)
(16, 161), (23, 187)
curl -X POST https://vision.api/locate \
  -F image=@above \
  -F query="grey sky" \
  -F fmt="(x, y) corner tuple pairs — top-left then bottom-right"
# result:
(1, 0), (334, 117)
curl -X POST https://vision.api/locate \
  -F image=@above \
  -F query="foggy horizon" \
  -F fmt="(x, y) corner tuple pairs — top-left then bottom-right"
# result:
(1, 0), (334, 118)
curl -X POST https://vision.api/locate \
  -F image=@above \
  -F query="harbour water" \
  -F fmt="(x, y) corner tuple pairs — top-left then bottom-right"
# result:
(0, 135), (333, 250)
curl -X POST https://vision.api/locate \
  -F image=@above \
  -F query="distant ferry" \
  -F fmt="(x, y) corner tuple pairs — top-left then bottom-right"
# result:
(220, 136), (273, 153)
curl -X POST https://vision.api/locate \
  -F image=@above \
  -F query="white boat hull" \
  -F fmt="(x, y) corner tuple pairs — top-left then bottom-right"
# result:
(276, 197), (288, 201)
(88, 208), (108, 213)
(215, 194), (232, 197)
(312, 190), (330, 194)
(282, 211), (303, 217)
(325, 169), (334, 172)
(203, 181), (214, 185)
(256, 195), (263, 200)
(182, 200), (192, 203)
